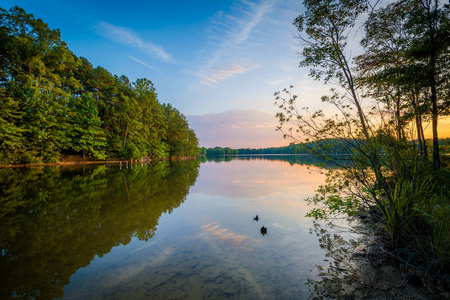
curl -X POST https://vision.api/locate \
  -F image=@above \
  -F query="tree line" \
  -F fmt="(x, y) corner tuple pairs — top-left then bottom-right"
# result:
(276, 0), (449, 273)
(0, 6), (200, 165)
(202, 140), (349, 156)
(203, 138), (450, 156)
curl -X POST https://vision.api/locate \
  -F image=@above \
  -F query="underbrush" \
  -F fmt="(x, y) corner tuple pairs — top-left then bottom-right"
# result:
(306, 151), (450, 277)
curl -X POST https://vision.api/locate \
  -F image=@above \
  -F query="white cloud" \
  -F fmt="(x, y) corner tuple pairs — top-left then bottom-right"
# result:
(95, 21), (172, 62)
(128, 56), (159, 72)
(270, 77), (292, 86)
(228, 0), (273, 45)
(195, 0), (274, 87)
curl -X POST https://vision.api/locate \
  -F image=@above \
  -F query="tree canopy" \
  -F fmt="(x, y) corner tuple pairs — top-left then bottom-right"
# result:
(0, 6), (200, 165)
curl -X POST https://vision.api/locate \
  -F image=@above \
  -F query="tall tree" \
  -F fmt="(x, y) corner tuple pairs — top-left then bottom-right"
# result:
(293, 0), (369, 139)
(0, 6), (80, 162)
(69, 93), (106, 160)
(162, 104), (197, 157)
(356, 1), (431, 158)
(134, 78), (167, 159)
(0, 88), (24, 164)
(404, 0), (450, 172)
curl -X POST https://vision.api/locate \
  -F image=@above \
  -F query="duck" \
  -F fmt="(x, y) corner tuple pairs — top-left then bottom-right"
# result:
(260, 226), (267, 236)
(253, 215), (259, 221)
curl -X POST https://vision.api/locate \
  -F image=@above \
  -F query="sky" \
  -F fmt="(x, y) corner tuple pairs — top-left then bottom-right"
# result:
(3, 0), (448, 148)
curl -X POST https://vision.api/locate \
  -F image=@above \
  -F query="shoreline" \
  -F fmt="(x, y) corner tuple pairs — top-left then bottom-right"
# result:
(0, 156), (199, 169)
(311, 218), (450, 299)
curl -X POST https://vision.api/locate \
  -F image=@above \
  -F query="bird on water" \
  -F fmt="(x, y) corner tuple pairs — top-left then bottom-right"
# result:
(260, 226), (267, 236)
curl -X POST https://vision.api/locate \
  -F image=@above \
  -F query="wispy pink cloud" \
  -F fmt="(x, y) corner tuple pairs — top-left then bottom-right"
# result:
(200, 65), (248, 86)
(200, 81), (214, 86)
(204, 77), (218, 84)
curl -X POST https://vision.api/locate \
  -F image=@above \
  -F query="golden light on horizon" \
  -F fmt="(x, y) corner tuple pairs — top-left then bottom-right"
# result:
(423, 117), (450, 139)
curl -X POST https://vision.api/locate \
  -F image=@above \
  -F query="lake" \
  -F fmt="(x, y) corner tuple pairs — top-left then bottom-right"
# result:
(0, 156), (340, 299)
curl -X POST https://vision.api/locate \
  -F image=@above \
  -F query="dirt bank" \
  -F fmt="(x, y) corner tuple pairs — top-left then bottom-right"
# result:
(309, 220), (450, 299)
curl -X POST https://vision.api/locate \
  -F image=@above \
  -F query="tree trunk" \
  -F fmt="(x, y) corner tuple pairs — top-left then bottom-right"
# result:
(420, 118), (427, 159)
(411, 93), (425, 156)
(426, 0), (440, 172)
(432, 97), (440, 171)
(123, 122), (129, 149)
(396, 93), (402, 140)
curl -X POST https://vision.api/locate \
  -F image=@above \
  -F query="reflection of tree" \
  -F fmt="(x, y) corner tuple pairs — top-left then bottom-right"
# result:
(306, 221), (357, 299)
(0, 160), (199, 299)
(202, 154), (337, 167)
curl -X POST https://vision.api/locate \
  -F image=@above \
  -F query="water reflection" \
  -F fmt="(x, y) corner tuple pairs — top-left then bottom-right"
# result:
(192, 156), (326, 201)
(201, 154), (329, 166)
(0, 160), (199, 299)
(0, 156), (337, 299)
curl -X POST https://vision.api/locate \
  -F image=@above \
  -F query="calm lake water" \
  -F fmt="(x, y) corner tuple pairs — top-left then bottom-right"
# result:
(0, 156), (339, 299)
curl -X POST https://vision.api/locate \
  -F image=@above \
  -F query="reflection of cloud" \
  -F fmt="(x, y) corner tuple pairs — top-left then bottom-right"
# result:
(186, 110), (289, 148)
(201, 222), (252, 247)
(111, 247), (174, 285)
(192, 159), (325, 201)
(94, 21), (172, 62)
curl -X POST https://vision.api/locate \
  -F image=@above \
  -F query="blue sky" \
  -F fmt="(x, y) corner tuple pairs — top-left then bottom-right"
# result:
(3, 0), (330, 148)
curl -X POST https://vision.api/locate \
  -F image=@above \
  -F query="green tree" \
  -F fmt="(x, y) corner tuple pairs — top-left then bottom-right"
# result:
(0, 6), (200, 164)
(293, 0), (369, 138)
(162, 104), (199, 157)
(69, 93), (106, 160)
(0, 6), (81, 162)
(277, 0), (449, 269)
(0, 88), (24, 164)
(134, 78), (167, 159)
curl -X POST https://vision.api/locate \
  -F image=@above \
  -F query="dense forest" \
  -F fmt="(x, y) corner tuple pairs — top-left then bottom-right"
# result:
(274, 0), (450, 279)
(0, 6), (200, 165)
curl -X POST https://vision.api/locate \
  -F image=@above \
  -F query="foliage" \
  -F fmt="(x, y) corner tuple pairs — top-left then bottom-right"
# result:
(68, 93), (106, 160)
(0, 6), (200, 164)
(277, 0), (450, 271)
(162, 104), (200, 158)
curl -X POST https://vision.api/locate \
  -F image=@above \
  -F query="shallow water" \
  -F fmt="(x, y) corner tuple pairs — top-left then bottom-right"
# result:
(0, 156), (333, 299)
